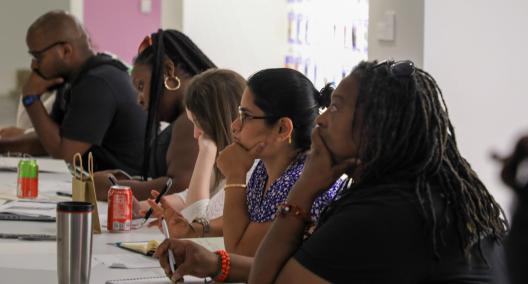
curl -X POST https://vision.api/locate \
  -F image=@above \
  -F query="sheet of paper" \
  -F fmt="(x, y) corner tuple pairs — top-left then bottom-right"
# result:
(0, 157), (69, 174)
(94, 254), (160, 269)
(106, 273), (204, 284)
(0, 199), (57, 218)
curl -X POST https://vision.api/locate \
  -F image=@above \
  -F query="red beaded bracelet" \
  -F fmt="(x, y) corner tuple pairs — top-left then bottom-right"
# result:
(213, 250), (231, 282)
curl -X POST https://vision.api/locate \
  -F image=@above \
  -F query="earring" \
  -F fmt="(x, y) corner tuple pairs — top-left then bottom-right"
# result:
(164, 75), (181, 91)
(288, 136), (292, 144)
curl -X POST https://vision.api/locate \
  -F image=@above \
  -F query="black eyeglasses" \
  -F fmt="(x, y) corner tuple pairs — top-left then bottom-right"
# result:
(28, 41), (67, 62)
(238, 106), (277, 129)
(374, 60), (415, 77)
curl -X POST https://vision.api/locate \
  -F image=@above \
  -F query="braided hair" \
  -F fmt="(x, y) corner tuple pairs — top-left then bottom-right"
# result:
(323, 61), (507, 258)
(134, 29), (216, 179)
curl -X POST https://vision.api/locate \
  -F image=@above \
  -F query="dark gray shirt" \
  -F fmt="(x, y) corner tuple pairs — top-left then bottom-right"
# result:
(51, 54), (146, 175)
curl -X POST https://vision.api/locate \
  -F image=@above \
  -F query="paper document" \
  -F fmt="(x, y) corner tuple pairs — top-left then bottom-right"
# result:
(94, 254), (160, 269)
(0, 157), (69, 174)
(106, 274), (204, 284)
(0, 199), (57, 219)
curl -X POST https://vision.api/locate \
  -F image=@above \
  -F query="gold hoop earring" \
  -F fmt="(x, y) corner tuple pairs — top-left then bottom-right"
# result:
(164, 76), (181, 91)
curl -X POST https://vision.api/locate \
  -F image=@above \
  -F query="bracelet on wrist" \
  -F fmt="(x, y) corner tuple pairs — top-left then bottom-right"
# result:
(224, 183), (246, 191)
(211, 250), (230, 282)
(191, 217), (210, 237)
(22, 95), (40, 107)
(276, 202), (313, 225)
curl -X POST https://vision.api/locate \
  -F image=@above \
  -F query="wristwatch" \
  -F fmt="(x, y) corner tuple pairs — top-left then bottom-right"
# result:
(192, 217), (210, 237)
(22, 95), (40, 107)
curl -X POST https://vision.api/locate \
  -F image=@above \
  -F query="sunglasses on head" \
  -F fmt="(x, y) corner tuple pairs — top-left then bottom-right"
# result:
(374, 60), (415, 77)
(137, 35), (153, 55)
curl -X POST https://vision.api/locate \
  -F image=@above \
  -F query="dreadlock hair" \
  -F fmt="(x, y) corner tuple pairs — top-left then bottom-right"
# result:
(323, 60), (507, 259)
(184, 68), (246, 188)
(134, 29), (216, 179)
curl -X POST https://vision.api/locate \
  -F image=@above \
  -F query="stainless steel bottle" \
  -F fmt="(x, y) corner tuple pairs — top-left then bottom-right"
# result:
(57, 201), (93, 284)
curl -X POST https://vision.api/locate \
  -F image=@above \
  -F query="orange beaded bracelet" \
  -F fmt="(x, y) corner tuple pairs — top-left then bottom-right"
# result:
(213, 250), (231, 282)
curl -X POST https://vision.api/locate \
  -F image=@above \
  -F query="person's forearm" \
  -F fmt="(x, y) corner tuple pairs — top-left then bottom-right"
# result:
(122, 177), (174, 201)
(96, 175), (176, 201)
(187, 216), (224, 238)
(185, 147), (216, 207)
(249, 181), (316, 284)
(225, 254), (254, 283)
(25, 101), (63, 158)
(0, 132), (47, 155)
(223, 177), (251, 252)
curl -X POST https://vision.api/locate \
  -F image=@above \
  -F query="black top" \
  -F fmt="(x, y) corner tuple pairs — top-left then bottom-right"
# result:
(50, 54), (146, 175)
(148, 124), (172, 178)
(294, 182), (504, 284)
(507, 184), (528, 284)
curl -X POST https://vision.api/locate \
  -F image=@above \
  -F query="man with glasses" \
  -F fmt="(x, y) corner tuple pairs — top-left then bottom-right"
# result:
(0, 10), (147, 175)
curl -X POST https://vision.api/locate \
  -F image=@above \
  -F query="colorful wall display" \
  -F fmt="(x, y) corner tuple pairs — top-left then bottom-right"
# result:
(285, 0), (369, 88)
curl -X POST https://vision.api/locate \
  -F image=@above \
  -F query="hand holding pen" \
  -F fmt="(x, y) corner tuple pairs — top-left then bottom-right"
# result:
(161, 218), (177, 276)
(143, 178), (173, 223)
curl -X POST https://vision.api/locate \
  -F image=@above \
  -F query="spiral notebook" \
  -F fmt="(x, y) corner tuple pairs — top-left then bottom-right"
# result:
(105, 275), (205, 283)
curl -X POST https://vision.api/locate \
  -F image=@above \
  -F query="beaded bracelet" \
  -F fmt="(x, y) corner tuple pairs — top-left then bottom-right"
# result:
(212, 250), (231, 282)
(276, 202), (313, 225)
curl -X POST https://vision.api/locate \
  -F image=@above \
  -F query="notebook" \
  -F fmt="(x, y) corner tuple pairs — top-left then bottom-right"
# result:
(105, 276), (171, 284)
(105, 275), (205, 283)
(112, 237), (225, 257)
(115, 240), (161, 256)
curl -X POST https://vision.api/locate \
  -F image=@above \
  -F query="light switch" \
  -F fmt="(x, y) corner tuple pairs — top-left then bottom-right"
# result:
(377, 10), (395, 41)
(140, 0), (152, 14)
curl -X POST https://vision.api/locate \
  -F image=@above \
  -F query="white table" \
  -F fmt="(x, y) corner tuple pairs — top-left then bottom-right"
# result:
(0, 164), (208, 284)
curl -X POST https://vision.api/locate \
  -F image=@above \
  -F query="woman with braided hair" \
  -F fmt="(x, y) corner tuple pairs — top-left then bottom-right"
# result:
(94, 29), (216, 202)
(155, 60), (507, 283)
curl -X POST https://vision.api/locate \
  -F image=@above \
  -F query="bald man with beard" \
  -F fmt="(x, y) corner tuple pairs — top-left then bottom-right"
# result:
(0, 10), (147, 175)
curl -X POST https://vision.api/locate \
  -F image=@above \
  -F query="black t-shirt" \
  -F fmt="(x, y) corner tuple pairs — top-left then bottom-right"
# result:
(507, 184), (528, 284)
(50, 54), (146, 175)
(148, 124), (171, 178)
(294, 183), (504, 284)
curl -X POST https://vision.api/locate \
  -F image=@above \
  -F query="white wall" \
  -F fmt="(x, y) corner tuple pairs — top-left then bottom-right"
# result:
(424, 0), (528, 214)
(368, 0), (424, 67)
(161, 0), (183, 31)
(0, 0), (70, 97)
(181, 0), (287, 78)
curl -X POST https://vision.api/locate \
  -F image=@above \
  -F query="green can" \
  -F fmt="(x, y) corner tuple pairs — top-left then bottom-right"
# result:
(17, 159), (39, 198)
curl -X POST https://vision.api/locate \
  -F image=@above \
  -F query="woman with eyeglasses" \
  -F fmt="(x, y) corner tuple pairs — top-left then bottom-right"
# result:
(155, 61), (507, 283)
(94, 29), (215, 203)
(152, 68), (344, 256)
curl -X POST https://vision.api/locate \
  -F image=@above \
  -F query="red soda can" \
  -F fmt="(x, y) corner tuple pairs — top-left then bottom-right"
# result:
(17, 159), (38, 199)
(107, 185), (133, 232)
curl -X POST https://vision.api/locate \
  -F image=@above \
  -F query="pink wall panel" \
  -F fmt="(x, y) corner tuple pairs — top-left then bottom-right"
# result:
(84, 0), (161, 65)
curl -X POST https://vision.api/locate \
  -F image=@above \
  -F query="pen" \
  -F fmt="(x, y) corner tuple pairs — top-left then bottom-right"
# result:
(161, 218), (176, 274)
(56, 191), (72, 197)
(143, 177), (173, 222)
(0, 233), (56, 241)
(108, 175), (118, 186)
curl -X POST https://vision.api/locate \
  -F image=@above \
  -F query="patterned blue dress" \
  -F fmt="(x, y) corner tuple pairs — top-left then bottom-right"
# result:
(246, 153), (345, 223)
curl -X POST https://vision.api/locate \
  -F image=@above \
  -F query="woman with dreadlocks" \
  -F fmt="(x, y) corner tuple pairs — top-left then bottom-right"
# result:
(154, 60), (507, 283)
(94, 29), (215, 201)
